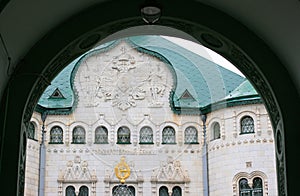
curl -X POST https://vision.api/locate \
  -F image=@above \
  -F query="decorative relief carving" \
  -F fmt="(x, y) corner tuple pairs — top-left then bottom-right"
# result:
(151, 157), (190, 183)
(58, 156), (97, 183)
(75, 42), (169, 111)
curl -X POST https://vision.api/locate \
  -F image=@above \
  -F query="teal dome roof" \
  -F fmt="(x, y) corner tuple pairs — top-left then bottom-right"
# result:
(36, 36), (260, 114)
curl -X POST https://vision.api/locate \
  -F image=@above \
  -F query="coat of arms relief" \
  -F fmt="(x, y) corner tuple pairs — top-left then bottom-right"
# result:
(77, 42), (172, 111)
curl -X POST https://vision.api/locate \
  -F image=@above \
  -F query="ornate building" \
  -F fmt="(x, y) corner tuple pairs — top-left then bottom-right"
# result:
(24, 36), (277, 196)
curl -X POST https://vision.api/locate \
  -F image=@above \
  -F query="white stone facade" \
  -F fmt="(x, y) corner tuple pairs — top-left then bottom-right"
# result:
(25, 41), (277, 196)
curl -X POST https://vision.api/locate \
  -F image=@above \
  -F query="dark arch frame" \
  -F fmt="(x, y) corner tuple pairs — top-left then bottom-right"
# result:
(0, 1), (298, 195)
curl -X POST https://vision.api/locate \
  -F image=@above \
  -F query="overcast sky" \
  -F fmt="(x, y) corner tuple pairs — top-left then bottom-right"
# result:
(163, 36), (245, 77)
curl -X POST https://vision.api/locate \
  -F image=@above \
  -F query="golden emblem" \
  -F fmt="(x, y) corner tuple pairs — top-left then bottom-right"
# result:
(114, 156), (131, 183)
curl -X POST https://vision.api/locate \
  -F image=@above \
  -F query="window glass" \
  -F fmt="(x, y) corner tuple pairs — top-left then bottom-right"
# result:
(78, 186), (89, 196)
(239, 178), (252, 196)
(117, 126), (131, 144)
(184, 126), (198, 144)
(241, 116), (255, 134)
(140, 126), (153, 144)
(95, 126), (108, 144)
(159, 186), (169, 196)
(172, 186), (182, 196)
(28, 121), (35, 140)
(252, 177), (263, 196)
(50, 126), (63, 144)
(72, 126), (86, 144)
(162, 126), (176, 144)
(213, 123), (221, 140)
(66, 186), (75, 196)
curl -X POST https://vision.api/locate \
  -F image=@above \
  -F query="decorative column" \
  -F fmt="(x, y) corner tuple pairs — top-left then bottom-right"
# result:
(201, 114), (209, 196)
(38, 112), (47, 196)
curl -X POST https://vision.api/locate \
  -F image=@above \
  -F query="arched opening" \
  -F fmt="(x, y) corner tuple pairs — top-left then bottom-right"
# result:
(1, 1), (298, 195)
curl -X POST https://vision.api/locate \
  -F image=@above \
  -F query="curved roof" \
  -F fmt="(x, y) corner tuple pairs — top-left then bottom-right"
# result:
(36, 36), (259, 114)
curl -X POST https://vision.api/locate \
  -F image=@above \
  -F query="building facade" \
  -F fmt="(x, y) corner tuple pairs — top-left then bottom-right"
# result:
(24, 36), (277, 196)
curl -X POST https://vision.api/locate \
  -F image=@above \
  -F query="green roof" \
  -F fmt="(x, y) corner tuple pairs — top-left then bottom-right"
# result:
(37, 35), (259, 113)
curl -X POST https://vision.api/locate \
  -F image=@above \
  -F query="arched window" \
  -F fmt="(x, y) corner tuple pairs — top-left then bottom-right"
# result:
(117, 126), (131, 144)
(113, 185), (134, 196)
(95, 126), (108, 144)
(239, 178), (252, 196)
(72, 126), (86, 144)
(212, 122), (221, 140)
(172, 186), (182, 196)
(78, 185), (89, 196)
(128, 186), (135, 196)
(28, 121), (35, 140)
(240, 116), (255, 134)
(139, 126), (153, 144)
(159, 186), (169, 196)
(65, 186), (75, 196)
(252, 177), (263, 196)
(184, 126), (198, 144)
(49, 126), (63, 144)
(162, 126), (176, 144)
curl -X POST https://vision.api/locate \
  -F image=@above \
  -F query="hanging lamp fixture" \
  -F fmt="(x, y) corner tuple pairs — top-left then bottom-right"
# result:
(140, 0), (162, 24)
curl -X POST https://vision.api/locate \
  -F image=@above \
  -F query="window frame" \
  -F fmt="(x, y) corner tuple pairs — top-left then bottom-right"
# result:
(94, 126), (109, 144)
(72, 126), (86, 144)
(49, 125), (64, 144)
(117, 126), (131, 144)
(139, 126), (154, 144)
(184, 126), (199, 144)
(240, 116), (255, 135)
(162, 126), (176, 144)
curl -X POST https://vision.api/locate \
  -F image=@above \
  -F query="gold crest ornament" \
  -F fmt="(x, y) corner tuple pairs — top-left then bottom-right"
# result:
(114, 156), (131, 183)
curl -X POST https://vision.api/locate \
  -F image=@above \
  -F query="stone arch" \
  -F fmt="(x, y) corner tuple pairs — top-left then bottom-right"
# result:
(0, 1), (297, 195)
(232, 171), (268, 196)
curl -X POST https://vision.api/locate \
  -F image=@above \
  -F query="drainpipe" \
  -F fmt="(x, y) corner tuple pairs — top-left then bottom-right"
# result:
(38, 112), (47, 196)
(201, 114), (209, 196)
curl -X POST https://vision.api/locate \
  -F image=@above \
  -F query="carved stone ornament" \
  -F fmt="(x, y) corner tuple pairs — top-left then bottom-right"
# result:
(151, 157), (190, 183)
(75, 41), (169, 111)
(57, 156), (97, 183)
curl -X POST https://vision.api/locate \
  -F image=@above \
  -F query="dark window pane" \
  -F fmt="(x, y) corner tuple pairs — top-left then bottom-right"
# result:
(78, 186), (89, 196)
(184, 126), (198, 144)
(50, 126), (63, 144)
(66, 186), (75, 196)
(241, 116), (254, 134)
(140, 126), (153, 144)
(95, 126), (108, 144)
(159, 186), (169, 196)
(72, 126), (86, 144)
(117, 126), (130, 144)
(162, 126), (176, 144)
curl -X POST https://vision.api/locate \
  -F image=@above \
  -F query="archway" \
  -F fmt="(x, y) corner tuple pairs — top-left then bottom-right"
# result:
(0, 1), (298, 195)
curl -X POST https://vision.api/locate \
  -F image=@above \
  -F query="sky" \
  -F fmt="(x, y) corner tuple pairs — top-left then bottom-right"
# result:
(163, 36), (245, 77)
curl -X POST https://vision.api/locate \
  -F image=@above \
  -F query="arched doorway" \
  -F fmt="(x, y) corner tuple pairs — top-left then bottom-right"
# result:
(0, 1), (298, 195)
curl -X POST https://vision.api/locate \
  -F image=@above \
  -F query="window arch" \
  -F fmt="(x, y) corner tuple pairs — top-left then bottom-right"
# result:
(117, 126), (131, 144)
(184, 126), (198, 144)
(212, 122), (221, 140)
(112, 185), (135, 196)
(78, 185), (89, 196)
(159, 186), (169, 196)
(238, 177), (263, 196)
(139, 126), (153, 144)
(240, 116), (255, 134)
(252, 177), (263, 195)
(172, 186), (182, 196)
(239, 178), (252, 195)
(28, 121), (35, 140)
(65, 186), (75, 196)
(72, 126), (86, 144)
(49, 126), (63, 144)
(162, 126), (176, 144)
(95, 126), (108, 144)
